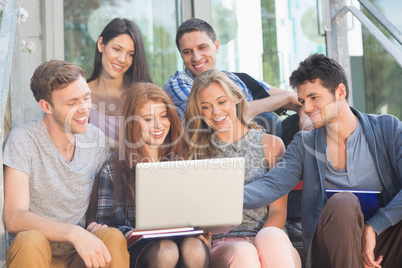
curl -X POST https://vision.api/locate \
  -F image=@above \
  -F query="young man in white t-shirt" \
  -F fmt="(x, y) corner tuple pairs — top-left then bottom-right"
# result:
(3, 60), (129, 268)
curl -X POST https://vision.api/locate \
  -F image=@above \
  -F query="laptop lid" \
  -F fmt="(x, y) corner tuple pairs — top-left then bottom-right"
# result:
(135, 157), (245, 235)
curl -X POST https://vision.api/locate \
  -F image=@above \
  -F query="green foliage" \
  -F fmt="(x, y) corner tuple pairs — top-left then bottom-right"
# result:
(144, 25), (177, 87)
(64, 0), (108, 77)
(361, 4), (402, 119)
(260, 0), (280, 86)
(63, 0), (178, 87)
(0, 2), (3, 26)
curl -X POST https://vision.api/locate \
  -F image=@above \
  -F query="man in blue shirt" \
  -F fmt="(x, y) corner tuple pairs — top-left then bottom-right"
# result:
(164, 18), (309, 138)
(243, 53), (402, 268)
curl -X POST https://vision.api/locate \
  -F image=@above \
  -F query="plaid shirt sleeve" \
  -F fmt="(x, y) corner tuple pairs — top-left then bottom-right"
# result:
(163, 69), (195, 120)
(163, 69), (272, 119)
(96, 159), (135, 235)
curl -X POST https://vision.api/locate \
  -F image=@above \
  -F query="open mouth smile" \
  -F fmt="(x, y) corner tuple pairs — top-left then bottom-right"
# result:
(112, 63), (124, 71)
(193, 62), (206, 70)
(213, 115), (228, 124)
(151, 130), (164, 138)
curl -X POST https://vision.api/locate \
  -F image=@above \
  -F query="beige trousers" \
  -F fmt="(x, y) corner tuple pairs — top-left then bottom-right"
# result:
(6, 227), (130, 268)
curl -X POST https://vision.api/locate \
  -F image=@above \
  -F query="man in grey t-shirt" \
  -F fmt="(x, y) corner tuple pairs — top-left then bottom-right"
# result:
(3, 60), (129, 267)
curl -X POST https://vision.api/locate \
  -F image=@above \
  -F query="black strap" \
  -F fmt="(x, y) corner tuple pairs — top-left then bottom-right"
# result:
(233, 72), (286, 116)
(234, 72), (270, 99)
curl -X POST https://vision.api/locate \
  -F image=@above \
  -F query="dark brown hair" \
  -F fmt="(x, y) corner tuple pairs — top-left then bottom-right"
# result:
(289, 53), (349, 100)
(87, 18), (152, 84)
(175, 18), (217, 51)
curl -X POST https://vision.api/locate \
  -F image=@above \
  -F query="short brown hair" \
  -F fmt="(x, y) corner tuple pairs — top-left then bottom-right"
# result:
(175, 18), (217, 51)
(30, 60), (85, 104)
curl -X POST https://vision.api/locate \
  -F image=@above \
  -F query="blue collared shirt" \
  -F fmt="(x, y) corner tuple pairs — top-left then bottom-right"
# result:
(163, 68), (271, 120)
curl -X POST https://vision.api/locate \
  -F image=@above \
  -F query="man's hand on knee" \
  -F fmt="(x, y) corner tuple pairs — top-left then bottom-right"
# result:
(361, 224), (383, 268)
(71, 226), (112, 267)
(86, 222), (108, 233)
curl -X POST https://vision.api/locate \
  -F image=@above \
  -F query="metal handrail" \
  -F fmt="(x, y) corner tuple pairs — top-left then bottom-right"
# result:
(0, 0), (17, 119)
(0, 0), (17, 266)
(358, 0), (402, 45)
(333, 5), (402, 68)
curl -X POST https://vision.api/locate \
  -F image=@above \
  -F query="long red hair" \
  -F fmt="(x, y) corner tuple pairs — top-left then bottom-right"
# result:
(111, 82), (188, 218)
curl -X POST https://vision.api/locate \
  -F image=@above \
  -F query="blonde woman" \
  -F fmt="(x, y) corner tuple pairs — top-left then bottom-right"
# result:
(185, 69), (301, 268)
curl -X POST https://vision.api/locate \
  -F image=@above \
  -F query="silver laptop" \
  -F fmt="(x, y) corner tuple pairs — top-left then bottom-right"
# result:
(135, 157), (245, 235)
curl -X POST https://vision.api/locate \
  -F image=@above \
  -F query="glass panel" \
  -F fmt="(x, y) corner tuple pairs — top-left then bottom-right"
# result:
(63, 0), (180, 87)
(210, 0), (326, 90)
(210, 0), (264, 78)
(361, 0), (402, 119)
(272, 0), (326, 89)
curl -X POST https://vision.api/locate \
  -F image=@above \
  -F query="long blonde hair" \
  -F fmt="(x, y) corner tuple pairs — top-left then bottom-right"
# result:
(185, 69), (260, 159)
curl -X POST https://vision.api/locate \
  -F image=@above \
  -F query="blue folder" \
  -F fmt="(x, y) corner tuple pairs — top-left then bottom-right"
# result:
(325, 189), (384, 220)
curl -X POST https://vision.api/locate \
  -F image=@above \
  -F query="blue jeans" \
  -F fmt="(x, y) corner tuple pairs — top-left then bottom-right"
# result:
(253, 112), (282, 138)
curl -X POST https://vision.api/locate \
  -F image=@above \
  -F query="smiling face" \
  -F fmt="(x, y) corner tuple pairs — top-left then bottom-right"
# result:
(297, 79), (342, 129)
(179, 31), (219, 77)
(138, 101), (171, 148)
(48, 76), (92, 135)
(98, 33), (135, 80)
(198, 82), (239, 132)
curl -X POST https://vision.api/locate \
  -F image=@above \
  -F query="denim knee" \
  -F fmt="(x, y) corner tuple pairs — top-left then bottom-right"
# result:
(253, 112), (282, 137)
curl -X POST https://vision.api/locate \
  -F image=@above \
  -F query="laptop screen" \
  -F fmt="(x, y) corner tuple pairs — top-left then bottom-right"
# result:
(135, 157), (245, 235)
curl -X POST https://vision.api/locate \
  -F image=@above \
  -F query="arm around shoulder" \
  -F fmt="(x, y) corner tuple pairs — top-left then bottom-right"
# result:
(248, 89), (301, 117)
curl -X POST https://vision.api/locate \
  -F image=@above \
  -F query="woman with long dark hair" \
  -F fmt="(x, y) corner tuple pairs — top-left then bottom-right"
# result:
(87, 18), (152, 147)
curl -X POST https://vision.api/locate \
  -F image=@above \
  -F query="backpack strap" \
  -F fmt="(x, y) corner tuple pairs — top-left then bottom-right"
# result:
(233, 72), (270, 99)
(233, 72), (286, 116)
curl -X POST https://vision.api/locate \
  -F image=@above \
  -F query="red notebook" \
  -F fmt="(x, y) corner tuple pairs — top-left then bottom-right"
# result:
(126, 227), (203, 248)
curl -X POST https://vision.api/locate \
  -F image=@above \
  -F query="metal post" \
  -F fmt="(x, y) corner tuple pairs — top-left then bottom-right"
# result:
(0, 97), (5, 268)
(10, 20), (24, 128)
(329, 0), (353, 105)
(0, 0), (17, 265)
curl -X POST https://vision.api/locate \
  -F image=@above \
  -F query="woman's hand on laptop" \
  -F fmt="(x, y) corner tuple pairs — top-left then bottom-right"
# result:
(86, 222), (108, 233)
(199, 232), (212, 250)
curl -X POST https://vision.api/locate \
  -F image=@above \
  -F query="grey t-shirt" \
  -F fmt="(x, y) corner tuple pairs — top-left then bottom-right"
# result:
(211, 128), (269, 238)
(3, 120), (110, 229)
(325, 118), (382, 191)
